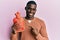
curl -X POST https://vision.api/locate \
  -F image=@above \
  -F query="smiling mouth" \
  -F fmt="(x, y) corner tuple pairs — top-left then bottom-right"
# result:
(29, 13), (33, 16)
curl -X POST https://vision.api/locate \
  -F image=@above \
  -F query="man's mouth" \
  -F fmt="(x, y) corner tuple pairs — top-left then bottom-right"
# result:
(29, 13), (33, 16)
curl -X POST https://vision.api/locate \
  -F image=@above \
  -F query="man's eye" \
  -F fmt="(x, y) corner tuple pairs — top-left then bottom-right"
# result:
(33, 9), (36, 10)
(28, 8), (30, 9)
(32, 9), (36, 11)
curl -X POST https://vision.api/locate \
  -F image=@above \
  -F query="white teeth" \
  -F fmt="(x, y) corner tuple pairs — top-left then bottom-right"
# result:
(29, 13), (33, 15)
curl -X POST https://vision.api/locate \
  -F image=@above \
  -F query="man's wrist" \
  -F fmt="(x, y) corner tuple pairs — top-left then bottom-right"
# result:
(12, 28), (16, 34)
(36, 33), (43, 40)
(36, 33), (41, 39)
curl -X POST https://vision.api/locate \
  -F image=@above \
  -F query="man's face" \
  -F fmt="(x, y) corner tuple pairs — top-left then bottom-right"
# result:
(25, 4), (37, 18)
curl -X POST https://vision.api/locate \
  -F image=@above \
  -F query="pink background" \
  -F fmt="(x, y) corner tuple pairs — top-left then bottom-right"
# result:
(0, 0), (60, 40)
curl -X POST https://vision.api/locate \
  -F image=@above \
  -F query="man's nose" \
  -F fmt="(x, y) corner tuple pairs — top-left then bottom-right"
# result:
(30, 10), (33, 13)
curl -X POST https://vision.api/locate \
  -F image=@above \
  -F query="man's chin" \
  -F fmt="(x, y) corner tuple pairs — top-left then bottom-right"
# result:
(29, 16), (33, 17)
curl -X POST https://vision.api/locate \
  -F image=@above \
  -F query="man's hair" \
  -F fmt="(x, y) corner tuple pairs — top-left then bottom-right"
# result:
(26, 1), (37, 6)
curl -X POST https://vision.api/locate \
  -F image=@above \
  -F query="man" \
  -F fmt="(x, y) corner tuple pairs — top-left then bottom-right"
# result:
(10, 1), (48, 40)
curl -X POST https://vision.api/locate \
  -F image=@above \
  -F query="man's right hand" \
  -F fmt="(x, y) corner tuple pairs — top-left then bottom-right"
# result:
(12, 22), (22, 34)
(12, 21), (25, 33)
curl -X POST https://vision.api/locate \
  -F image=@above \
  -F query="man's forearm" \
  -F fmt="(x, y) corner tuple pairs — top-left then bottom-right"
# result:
(10, 33), (18, 40)
(36, 34), (49, 40)
(10, 27), (17, 40)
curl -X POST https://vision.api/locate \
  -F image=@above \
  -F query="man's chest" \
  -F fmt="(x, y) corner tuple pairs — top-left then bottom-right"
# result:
(24, 20), (41, 32)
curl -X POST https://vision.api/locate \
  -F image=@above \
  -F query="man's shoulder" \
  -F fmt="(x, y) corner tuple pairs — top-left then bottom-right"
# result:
(35, 17), (46, 27)
(35, 17), (45, 23)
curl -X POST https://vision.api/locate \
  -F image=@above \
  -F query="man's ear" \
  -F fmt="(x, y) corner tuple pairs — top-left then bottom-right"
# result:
(25, 7), (26, 10)
(25, 6), (28, 10)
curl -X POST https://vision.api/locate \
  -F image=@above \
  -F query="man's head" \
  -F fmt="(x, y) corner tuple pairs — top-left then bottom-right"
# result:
(25, 1), (37, 18)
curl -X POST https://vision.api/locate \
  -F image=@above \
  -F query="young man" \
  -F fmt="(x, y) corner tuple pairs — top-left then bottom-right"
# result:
(10, 1), (48, 40)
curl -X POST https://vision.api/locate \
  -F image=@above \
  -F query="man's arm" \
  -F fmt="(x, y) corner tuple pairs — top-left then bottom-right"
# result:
(36, 20), (49, 40)
(10, 24), (18, 40)
(30, 18), (49, 40)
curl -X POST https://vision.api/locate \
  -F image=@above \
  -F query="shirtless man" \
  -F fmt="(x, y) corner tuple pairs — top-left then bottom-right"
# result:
(10, 1), (48, 40)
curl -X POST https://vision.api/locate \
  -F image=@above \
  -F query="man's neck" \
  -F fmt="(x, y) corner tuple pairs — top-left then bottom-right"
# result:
(25, 16), (34, 20)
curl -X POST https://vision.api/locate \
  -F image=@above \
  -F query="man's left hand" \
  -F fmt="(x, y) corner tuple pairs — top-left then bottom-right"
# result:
(30, 26), (39, 37)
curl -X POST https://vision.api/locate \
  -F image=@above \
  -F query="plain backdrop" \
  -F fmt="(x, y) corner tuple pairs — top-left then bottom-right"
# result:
(0, 0), (60, 40)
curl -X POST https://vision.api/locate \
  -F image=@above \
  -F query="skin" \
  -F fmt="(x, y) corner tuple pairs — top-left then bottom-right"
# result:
(25, 4), (36, 20)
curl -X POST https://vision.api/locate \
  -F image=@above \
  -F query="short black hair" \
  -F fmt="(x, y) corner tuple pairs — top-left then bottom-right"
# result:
(26, 1), (37, 6)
